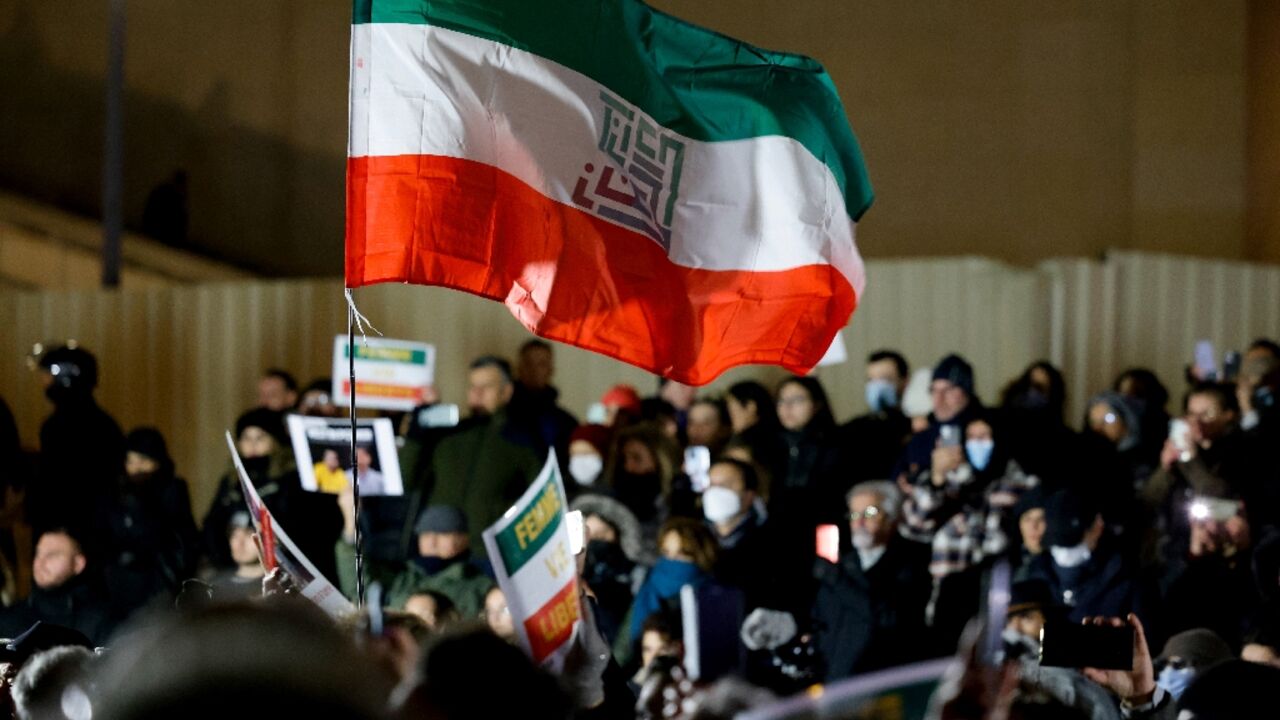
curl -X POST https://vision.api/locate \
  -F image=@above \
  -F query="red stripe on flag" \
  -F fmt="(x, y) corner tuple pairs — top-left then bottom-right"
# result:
(345, 154), (857, 385)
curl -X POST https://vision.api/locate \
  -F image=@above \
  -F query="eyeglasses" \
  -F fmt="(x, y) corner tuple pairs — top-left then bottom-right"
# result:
(479, 606), (510, 622)
(848, 506), (883, 521)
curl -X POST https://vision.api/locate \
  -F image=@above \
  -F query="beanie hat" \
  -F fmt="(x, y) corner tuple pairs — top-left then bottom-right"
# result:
(569, 424), (612, 456)
(126, 427), (171, 465)
(1156, 628), (1234, 671)
(414, 505), (469, 535)
(235, 408), (287, 445)
(600, 385), (641, 414)
(932, 354), (975, 397)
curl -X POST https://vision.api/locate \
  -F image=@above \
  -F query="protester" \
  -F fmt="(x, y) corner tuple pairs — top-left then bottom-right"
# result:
(96, 427), (200, 619)
(703, 459), (772, 608)
(894, 354), (981, 483)
(841, 350), (913, 482)
(810, 481), (930, 680)
(628, 518), (717, 645)
(899, 411), (1039, 646)
(998, 361), (1081, 489)
(206, 511), (264, 602)
(686, 397), (731, 457)
(424, 357), (543, 555)
(600, 384), (642, 428)
(298, 377), (340, 417)
(566, 424), (612, 495)
(30, 344), (125, 535)
(256, 368), (299, 412)
(772, 376), (845, 527)
(509, 339), (579, 464)
(0, 529), (113, 645)
(337, 503), (491, 617)
(603, 422), (693, 533)
(724, 380), (785, 484)
(572, 493), (644, 642)
(1018, 490), (1150, 626)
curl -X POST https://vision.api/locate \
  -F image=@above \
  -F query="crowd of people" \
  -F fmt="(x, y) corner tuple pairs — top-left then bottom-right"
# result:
(0, 336), (1278, 718)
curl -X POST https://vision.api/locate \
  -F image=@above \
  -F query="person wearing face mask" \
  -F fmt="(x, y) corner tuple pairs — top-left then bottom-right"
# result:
(1149, 629), (1234, 703)
(840, 350), (913, 483)
(601, 422), (694, 542)
(335, 504), (493, 617)
(702, 459), (775, 609)
(809, 481), (930, 681)
(892, 354), (983, 486)
(565, 424), (612, 497)
(997, 361), (1084, 490)
(899, 413), (1039, 649)
(1017, 490), (1151, 627)
(95, 427), (200, 620)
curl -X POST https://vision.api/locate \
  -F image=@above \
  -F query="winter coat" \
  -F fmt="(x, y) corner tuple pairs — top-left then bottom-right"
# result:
(32, 395), (125, 533)
(425, 409), (543, 556)
(840, 408), (913, 483)
(335, 540), (492, 617)
(0, 575), (114, 645)
(1017, 539), (1148, 626)
(810, 536), (932, 681)
(96, 473), (200, 619)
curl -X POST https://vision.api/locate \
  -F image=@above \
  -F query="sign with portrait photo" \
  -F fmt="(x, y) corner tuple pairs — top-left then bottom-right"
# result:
(286, 415), (404, 496)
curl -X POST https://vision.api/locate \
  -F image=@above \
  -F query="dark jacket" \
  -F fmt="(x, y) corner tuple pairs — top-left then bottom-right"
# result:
(1018, 539), (1148, 626)
(335, 540), (493, 617)
(0, 575), (114, 645)
(840, 408), (912, 483)
(33, 395), (125, 533)
(426, 409), (543, 556)
(95, 473), (200, 619)
(810, 536), (932, 681)
(508, 383), (578, 469)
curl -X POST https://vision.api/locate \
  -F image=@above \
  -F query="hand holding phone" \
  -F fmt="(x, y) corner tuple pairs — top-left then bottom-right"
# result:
(1075, 615), (1156, 707)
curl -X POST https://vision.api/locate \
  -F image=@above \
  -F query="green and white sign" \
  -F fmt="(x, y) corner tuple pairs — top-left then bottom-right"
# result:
(331, 335), (435, 411)
(482, 451), (580, 669)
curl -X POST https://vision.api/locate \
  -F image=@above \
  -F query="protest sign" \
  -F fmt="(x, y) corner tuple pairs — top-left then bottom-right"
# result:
(287, 415), (403, 496)
(332, 335), (435, 411)
(224, 432), (355, 618)
(482, 451), (580, 670)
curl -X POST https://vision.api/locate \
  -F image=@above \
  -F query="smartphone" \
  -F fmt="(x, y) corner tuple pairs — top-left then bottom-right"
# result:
(938, 424), (961, 448)
(367, 582), (384, 635)
(417, 403), (460, 429)
(1188, 496), (1241, 523)
(980, 560), (1012, 666)
(1223, 351), (1242, 382)
(1169, 418), (1194, 462)
(684, 446), (712, 493)
(815, 524), (840, 564)
(1194, 340), (1219, 380)
(1039, 622), (1133, 670)
(566, 510), (586, 555)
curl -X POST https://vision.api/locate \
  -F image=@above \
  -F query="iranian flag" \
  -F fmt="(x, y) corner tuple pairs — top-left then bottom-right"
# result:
(346, 0), (873, 385)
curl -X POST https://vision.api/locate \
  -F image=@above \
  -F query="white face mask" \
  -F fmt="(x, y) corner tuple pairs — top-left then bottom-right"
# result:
(1050, 542), (1092, 568)
(702, 485), (743, 524)
(1242, 409), (1260, 431)
(568, 454), (603, 486)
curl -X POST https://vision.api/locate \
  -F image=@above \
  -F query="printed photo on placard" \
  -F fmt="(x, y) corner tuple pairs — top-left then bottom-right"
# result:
(286, 415), (404, 496)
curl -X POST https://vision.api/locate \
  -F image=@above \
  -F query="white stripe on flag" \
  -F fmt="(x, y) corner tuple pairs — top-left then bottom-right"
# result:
(350, 23), (864, 296)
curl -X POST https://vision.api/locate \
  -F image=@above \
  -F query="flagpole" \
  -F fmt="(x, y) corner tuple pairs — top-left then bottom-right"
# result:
(348, 296), (364, 609)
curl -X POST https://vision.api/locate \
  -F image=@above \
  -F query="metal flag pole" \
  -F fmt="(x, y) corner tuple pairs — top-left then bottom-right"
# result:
(349, 298), (364, 608)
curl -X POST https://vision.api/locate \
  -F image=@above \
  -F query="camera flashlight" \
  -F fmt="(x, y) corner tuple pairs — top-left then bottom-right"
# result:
(1189, 501), (1210, 522)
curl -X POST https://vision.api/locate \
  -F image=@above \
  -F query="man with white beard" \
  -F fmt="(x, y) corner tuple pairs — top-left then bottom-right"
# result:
(809, 481), (932, 681)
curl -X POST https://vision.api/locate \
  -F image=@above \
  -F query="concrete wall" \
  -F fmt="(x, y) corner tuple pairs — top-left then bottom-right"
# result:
(0, 1), (1267, 274)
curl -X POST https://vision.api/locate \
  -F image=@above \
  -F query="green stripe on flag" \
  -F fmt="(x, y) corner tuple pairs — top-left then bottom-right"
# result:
(494, 478), (566, 575)
(352, 0), (873, 220)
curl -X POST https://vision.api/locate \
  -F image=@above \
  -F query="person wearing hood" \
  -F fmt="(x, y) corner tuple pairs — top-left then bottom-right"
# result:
(1113, 368), (1172, 471)
(336, 504), (492, 617)
(1017, 490), (1150, 627)
(900, 412), (1039, 648)
(841, 350), (914, 483)
(202, 407), (341, 584)
(892, 354), (983, 485)
(95, 427), (200, 619)
(30, 344), (125, 535)
(571, 493), (644, 644)
(997, 361), (1084, 490)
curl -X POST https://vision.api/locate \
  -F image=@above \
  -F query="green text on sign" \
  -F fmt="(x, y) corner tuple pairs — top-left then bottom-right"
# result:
(495, 477), (565, 575)
(343, 345), (428, 364)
